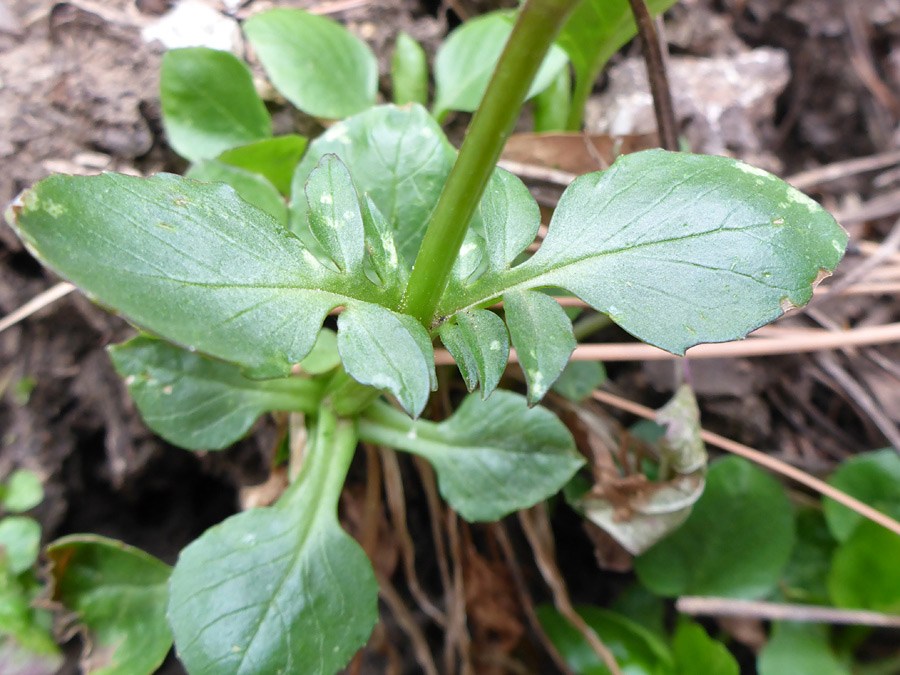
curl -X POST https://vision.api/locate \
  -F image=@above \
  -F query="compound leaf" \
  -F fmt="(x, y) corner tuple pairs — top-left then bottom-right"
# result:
(46, 535), (172, 675)
(433, 11), (569, 120)
(244, 9), (377, 120)
(187, 160), (287, 225)
(337, 303), (435, 418)
(291, 104), (457, 266)
(440, 150), (847, 362)
(438, 308), (509, 398)
(359, 392), (583, 521)
(217, 135), (308, 195)
(160, 47), (271, 162)
(169, 412), (377, 675)
(7, 160), (403, 382)
(504, 290), (575, 405)
(109, 337), (324, 451)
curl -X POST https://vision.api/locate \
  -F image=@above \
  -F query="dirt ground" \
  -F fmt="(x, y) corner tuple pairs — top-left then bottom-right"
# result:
(2, 0), (900, 673)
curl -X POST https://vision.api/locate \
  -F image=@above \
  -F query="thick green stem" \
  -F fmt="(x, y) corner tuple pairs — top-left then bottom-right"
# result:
(403, 0), (580, 327)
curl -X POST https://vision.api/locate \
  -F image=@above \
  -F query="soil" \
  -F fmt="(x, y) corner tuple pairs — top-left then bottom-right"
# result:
(2, 0), (900, 673)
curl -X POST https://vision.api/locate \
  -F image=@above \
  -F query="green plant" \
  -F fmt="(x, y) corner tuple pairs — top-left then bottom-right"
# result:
(3, 0), (848, 672)
(0, 470), (62, 675)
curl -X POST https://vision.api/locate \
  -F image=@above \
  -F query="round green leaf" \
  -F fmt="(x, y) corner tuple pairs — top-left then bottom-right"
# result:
(823, 448), (900, 542)
(217, 135), (308, 195)
(1, 470), (43, 514)
(828, 519), (900, 612)
(433, 11), (569, 119)
(244, 9), (377, 120)
(160, 47), (271, 162)
(635, 456), (795, 598)
(758, 623), (849, 675)
(45, 535), (172, 675)
(672, 621), (738, 675)
(537, 605), (674, 675)
(0, 517), (41, 575)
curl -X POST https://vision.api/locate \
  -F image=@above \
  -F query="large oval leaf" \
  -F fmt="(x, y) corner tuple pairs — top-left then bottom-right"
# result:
(441, 150), (847, 357)
(822, 448), (900, 542)
(243, 9), (377, 120)
(160, 47), (271, 162)
(168, 412), (377, 675)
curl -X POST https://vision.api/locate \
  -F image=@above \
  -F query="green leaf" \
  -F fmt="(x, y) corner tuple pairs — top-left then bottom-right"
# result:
(432, 11), (569, 120)
(392, 32), (428, 106)
(781, 508), (837, 605)
(243, 9), (377, 120)
(0, 567), (61, 675)
(823, 448), (900, 542)
(168, 409), (377, 675)
(504, 290), (575, 405)
(440, 150), (847, 358)
(557, 0), (678, 127)
(533, 66), (571, 133)
(305, 154), (367, 274)
(187, 160), (287, 225)
(757, 623), (850, 675)
(291, 104), (458, 266)
(672, 621), (739, 675)
(0, 518), (40, 575)
(7, 165), (402, 381)
(536, 605), (675, 675)
(1, 470), (43, 514)
(828, 519), (900, 612)
(45, 535), (172, 675)
(481, 168), (541, 273)
(109, 337), (324, 451)
(635, 456), (795, 598)
(217, 135), (308, 195)
(337, 303), (435, 418)
(359, 392), (583, 521)
(551, 360), (606, 402)
(438, 308), (509, 398)
(296, 328), (341, 375)
(160, 47), (271, 162)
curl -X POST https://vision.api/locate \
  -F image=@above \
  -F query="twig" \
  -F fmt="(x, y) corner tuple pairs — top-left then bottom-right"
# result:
(519, 506), (623, 675)
(819, 217), (900, 298)
(491, 523), (576, 675)
(590, 389), (900, 539)
(626, 0), (678, 151)
(677, 597), (900, 628)
(444, 510), (473, 675)
(496, 159), (577, 186)
(435, 321), (900, 364)
(0, 282), (75, 335)
(786, 149), (900, 190)
(378, 575), (441, 675)
(380, 449), (447, 626)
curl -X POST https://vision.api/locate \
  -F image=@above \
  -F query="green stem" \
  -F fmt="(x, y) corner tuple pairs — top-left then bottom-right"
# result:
(265, 376), (328, 415)
(403, 0), (580, 327)
(291, 402), (358, 512)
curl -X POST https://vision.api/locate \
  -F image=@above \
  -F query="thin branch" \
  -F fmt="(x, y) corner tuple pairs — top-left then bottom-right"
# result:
(0, 282), (74, 335)
(434, 321), (900, 364)
(590, 388), (900, 539)
(786, 149), (900, 190)
(626, 0), (678, 151)
(677, 596), (900, 628)
(519, 506), (623, 675)
(378, 575), (441, 675)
